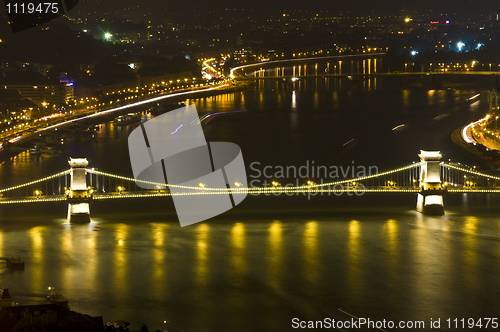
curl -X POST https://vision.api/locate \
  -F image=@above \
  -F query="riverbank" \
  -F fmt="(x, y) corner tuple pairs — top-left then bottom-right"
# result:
(0, 80), (254, 163)
(451, 127), (500, 168)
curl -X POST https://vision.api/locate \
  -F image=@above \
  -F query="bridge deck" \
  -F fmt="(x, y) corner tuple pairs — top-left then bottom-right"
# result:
(0, 187), (497, 204)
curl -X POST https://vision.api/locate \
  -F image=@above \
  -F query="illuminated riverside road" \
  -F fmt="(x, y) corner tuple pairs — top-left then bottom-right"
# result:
(0, 82), (233, 151)
(234, 71), (500, 80)
(1, 64), (500, 331)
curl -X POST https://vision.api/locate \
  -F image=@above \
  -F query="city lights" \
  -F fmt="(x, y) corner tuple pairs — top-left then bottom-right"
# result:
(1, 4), (500, 330)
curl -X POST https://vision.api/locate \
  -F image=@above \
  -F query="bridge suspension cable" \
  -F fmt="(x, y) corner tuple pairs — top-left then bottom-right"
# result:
(441, 162), (500, 180)
(87, 162), (422, 192)
(0, 170), (70, 194)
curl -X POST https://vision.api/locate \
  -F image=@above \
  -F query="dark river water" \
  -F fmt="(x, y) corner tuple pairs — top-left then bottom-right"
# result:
(1, 63), (499, 331)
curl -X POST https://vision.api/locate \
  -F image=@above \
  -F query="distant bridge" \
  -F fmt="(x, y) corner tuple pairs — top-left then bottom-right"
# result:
(0, 151), (499, 221)
(228, 53), (500, 85)
(234, 72), (500, 80)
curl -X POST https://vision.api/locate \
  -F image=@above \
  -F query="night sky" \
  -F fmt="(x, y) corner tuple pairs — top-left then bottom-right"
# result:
(72, 0), (496, 14)
(0, 0), (498, 36)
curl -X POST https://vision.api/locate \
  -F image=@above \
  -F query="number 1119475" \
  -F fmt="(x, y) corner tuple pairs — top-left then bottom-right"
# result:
(446, 318), (499, 329)
(6, 2), (59, 14)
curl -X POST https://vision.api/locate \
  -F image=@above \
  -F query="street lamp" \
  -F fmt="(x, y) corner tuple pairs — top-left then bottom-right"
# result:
(104, 32), (112, 40)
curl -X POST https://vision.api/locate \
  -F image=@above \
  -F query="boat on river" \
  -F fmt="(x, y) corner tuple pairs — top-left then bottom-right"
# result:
(115, 113), (141, 125)
(6, 256), (24, 269)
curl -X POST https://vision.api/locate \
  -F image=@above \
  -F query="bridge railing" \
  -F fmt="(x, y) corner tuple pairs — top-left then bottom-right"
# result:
(0, 170), (70, 199)
(3, 161), (500, 203)
(441, 162), (500, 189)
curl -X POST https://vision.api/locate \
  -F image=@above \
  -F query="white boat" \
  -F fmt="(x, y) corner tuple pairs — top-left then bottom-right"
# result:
(115, 113), (141, 125)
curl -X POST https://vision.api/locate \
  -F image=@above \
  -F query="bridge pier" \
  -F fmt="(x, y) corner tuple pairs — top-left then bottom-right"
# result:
(67, 158), (92, 223)
(416, 150), (444, 215)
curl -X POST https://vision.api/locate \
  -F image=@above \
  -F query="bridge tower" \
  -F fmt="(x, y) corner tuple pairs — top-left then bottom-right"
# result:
(416, 150), (444, 215)
(67, 158), (92, 223)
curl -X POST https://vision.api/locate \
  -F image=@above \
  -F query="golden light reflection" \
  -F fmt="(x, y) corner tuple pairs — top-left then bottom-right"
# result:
(385, 219), (398, 251)
(464, 216), (478, 235)
(30, 226), (46, 291)
(385, 219), (398, 272)
(0, 230), (3, 257)
(86, 229), (97, 289)
(231, 223), (246, 277)
(339, 60), (342, 74)
(62, 228), (74, 290)
(403, 89), (410, 108)
(368, 59), (371, 75)
(152, 223), (168, 282)
(303, 221), (318, 284)
(348, 220), (360, 261)
(114, 223), (129, 289)
(463, 216), (478, 280)
(374, 58), (377, 73)
(268, 221), (283, 291)
(347, 220), (361, 295)
(196, 223), (210, 285)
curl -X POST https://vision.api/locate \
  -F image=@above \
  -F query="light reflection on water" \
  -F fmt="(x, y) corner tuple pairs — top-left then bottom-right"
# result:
(303, 221), (318, 285)
(0, 61), (498, 330)
(347, 220), (362, 301)
(268, 220), (282, 293)
(196, 223), (209, 286)
(114, 223), (129, 292)
(231, 222), (246, 279)
(0, 215), (499, 331)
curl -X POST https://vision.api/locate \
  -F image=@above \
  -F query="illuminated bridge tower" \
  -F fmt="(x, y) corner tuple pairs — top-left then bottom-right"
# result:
(416, 150), (444, 215)
(67, 158), (92, 223)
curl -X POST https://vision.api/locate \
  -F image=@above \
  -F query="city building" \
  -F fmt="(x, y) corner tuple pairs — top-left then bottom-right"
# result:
(0, 70), (68, 107)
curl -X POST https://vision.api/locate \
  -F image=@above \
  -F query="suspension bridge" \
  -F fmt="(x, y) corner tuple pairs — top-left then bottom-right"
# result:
(0, 151), (499, 222)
